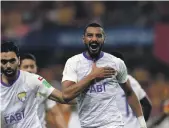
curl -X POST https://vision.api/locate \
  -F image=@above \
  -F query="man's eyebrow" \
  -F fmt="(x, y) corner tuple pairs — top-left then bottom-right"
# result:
(1, 58), (16, 61)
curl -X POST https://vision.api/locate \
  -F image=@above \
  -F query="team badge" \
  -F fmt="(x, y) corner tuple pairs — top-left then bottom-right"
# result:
(17, 92), (27, 102)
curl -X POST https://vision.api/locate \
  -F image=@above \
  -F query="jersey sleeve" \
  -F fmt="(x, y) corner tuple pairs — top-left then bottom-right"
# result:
(116, 59), (128, 84)
(45, 99), (56, 110)
(62, 58), (78, 83)
(129, 75), (146, 100)
(32, 74), (55, 99)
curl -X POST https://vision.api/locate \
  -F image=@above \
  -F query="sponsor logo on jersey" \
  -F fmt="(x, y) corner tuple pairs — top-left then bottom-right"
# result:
(17, 92), (27, 102)
(4, 108), (25, 125)
(89, 83), (106, 93)
(42, 80), (52, 88)
(36, 92), (47, 98)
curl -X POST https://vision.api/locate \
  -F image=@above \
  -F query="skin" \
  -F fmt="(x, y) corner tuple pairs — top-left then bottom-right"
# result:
(20, 59), (37, 74)
(62, 26), (144, 120)
(1, 52), (20, 84)
(20, 58), (66, 128)
(83, 27), (105, 58)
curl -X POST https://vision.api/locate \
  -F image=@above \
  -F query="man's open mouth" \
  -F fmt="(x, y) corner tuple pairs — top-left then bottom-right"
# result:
(89, 43), (100, 52)
(6, 70), (13, 74)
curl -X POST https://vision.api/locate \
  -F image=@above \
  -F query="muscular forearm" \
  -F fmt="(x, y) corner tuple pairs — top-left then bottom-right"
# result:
(49, 94), (65, 104)
(49, 93), (77, 104)
(127, 91), (147, 127)
(62, 74), (95, 102)
(127, 91), (143, 117)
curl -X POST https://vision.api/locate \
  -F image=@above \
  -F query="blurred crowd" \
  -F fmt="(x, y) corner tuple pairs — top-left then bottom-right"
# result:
(1, 1), (169, 128)
(1, 1), (169, 39)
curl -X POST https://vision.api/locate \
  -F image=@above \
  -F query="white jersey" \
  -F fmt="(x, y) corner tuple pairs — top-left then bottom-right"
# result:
(0, 70), (55, 128)
(68, 107), (82, 128)
(36, 92), (56, 128)
(62, 52), (128, 128)
(116, 75), (146, 128)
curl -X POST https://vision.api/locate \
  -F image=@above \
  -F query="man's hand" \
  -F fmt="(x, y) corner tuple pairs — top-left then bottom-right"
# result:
(89, 63), (116, 79)
(62, 63), (116, 102)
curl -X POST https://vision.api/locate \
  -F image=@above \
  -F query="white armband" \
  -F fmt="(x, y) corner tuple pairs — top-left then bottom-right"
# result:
(138, 116), (147, 128)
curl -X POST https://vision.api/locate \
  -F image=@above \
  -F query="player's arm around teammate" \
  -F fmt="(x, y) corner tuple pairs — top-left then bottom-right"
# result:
(19, 53), (75, 105)
(29, 72), (76, 105)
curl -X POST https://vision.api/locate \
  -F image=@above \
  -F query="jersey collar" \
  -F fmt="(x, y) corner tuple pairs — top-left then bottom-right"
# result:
(1, 70), (20, 87)
(83, 51), (104, 61)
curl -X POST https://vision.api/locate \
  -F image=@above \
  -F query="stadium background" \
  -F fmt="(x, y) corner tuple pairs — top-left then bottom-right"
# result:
(1, 1), (169, 128)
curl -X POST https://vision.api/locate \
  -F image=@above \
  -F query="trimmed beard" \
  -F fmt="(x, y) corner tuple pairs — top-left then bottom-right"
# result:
(1, 67), (18, 77)
(85, 42), (103, 61)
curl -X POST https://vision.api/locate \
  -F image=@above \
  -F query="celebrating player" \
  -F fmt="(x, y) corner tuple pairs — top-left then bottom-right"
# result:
(0, 41), (67, 128)
(20, 53), (66, 128)
(61, 23), (147, 128)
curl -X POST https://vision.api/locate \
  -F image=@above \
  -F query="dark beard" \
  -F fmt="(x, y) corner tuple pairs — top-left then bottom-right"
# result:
(1, 68), (17, 77)
(85, 42), (103, 61)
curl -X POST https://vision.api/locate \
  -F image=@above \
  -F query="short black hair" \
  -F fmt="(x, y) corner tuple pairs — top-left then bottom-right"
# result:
(1, 40), (20, 57)
(20, 53), (37, 64)
(83, 22), (104, 35)
(111, 51), (124, 61)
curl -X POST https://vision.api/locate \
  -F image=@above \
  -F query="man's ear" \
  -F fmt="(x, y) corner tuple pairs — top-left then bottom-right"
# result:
(104, 35), (106, 43)
(18, 57), (20, 66)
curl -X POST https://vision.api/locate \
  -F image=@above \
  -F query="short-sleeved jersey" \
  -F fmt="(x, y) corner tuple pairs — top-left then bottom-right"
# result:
(36, 92), (56, 128)
(62, 52), (128, 127)
(116, 75), (146, 128)
(0, 70), (54, 128)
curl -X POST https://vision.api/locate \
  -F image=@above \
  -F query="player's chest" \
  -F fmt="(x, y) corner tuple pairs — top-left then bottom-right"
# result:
(85, 78), (119, 96)
(76, 60), (118, 81)
(0, 83), (36, 111)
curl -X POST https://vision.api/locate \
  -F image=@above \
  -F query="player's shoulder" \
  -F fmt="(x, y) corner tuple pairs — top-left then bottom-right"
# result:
(66, 53), (84, 63)
(20, 70), (37, 77)
(128, 75), (141, 88)
(103, 52), (124, 64)
(128, 75), (138, 83)
(20, 70), (41, 82)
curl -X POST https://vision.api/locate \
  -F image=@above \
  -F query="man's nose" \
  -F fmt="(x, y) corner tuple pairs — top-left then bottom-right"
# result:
(6, 62), (12, 68)
(92, 35), (97, 41)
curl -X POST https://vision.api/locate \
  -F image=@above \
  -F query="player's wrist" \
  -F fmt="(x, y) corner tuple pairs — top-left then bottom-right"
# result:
(138, 116), (147, 128)
(87, 74), (96, 80)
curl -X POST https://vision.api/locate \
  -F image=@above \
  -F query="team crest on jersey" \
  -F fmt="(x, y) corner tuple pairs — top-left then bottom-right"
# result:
(36, 92), (47, 98)
(17, 92), (27, 102)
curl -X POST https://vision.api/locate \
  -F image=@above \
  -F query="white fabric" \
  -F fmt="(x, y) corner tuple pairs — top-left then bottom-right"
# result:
(62, 52), (128, 128)
(116, 75), (147, 128)
(128, 75), (146, 100)
(0, 70), (54, 128)
(37, 97), (56, 128)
